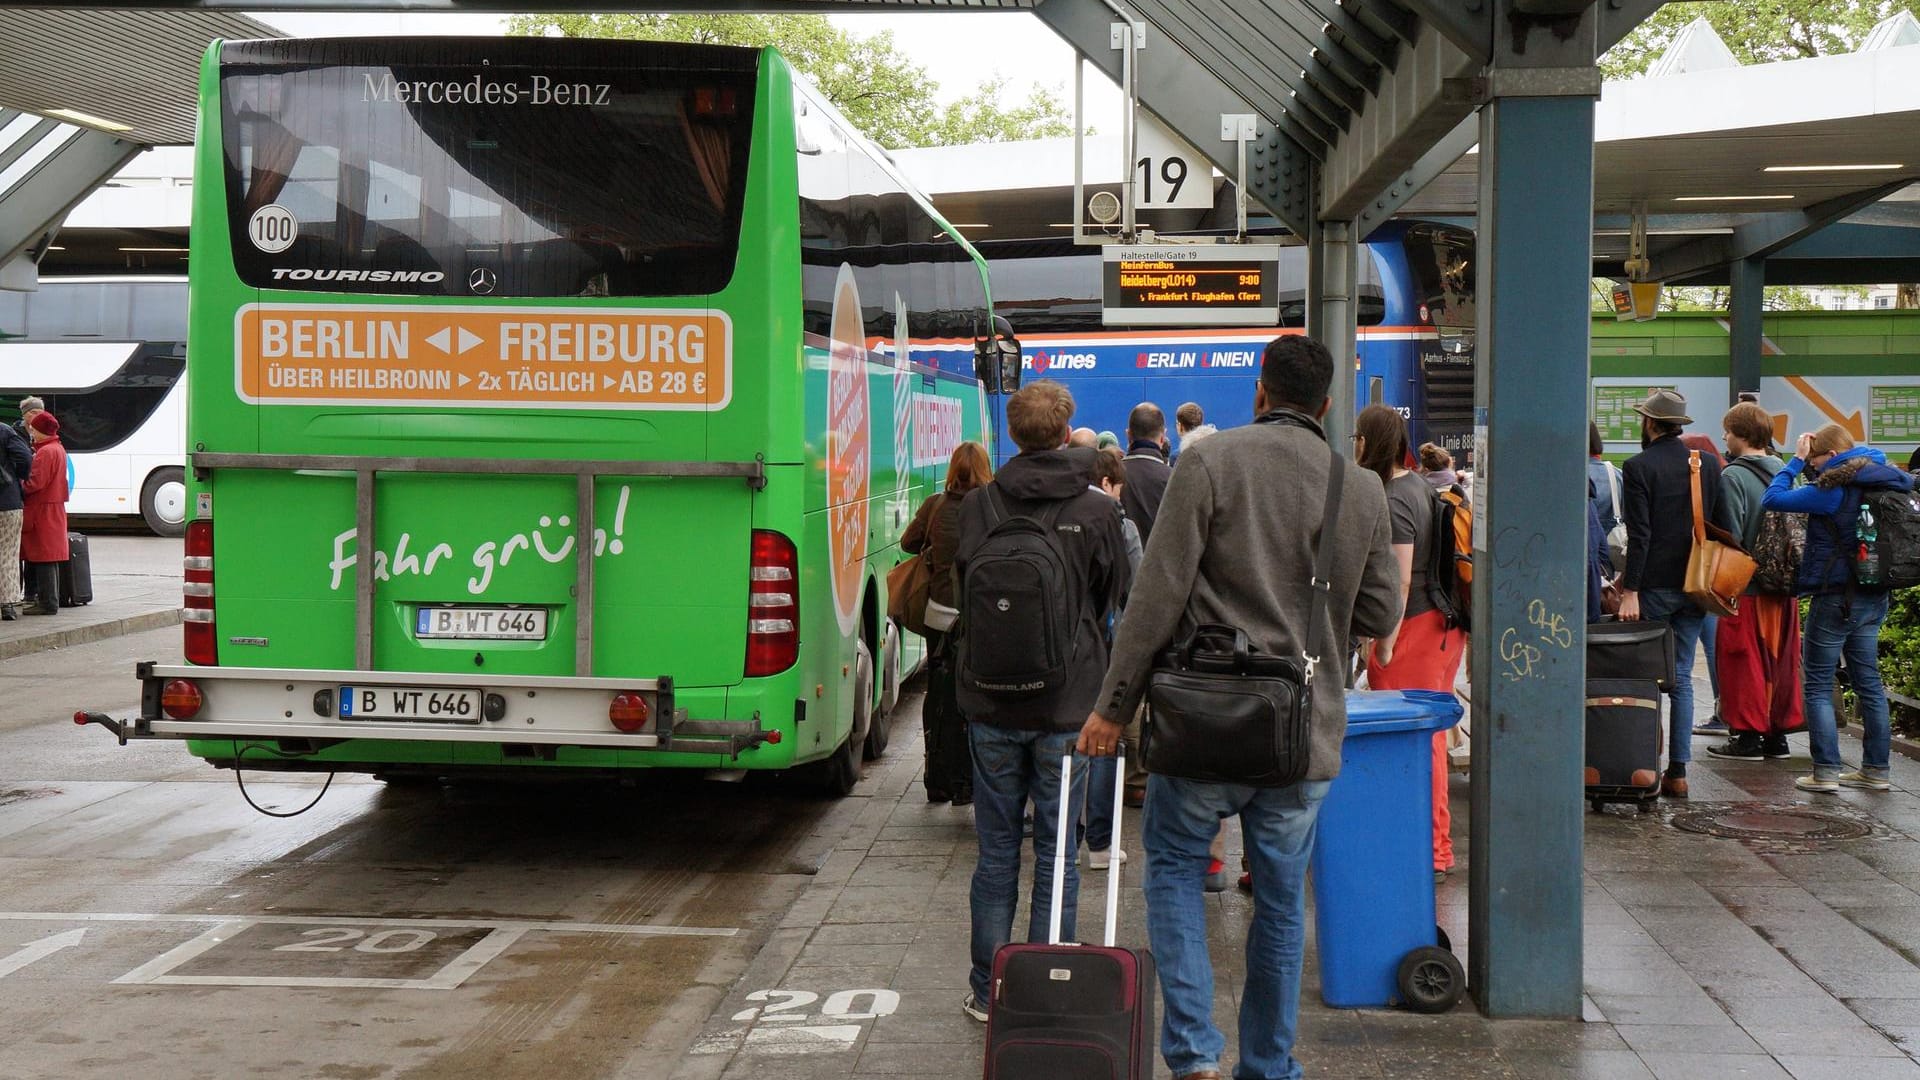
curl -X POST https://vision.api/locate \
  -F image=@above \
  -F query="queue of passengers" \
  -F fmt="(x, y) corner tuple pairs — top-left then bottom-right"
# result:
(903, 339), (1405, 1080)
(898, 345), (1915, 1080)
(1603, 389), (1913, 798)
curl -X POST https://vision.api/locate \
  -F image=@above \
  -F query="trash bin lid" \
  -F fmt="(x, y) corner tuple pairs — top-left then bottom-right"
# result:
(1342, 689), (1462, 736)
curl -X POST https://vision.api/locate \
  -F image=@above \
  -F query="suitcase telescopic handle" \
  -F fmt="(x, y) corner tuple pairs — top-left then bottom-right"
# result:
(1050, 747), (1126, 949)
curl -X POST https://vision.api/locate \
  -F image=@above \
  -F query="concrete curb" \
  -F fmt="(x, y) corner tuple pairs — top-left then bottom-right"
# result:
(0, 608), (181, 661)
(1893, 733), (1920, 765)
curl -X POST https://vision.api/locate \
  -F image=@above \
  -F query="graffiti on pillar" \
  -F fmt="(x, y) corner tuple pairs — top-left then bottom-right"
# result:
(1498, 627), (1543, 681)
(1527, 600), (1573, 649)
(1490, 528), (1577, 682)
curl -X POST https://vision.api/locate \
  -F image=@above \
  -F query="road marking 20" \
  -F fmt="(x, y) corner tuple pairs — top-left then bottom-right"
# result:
(274, 928), (437, 954)
(732, 987), (900, 1022)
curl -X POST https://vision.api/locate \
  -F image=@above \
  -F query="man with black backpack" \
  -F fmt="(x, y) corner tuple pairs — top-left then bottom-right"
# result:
(952, 378), (1133, 1024)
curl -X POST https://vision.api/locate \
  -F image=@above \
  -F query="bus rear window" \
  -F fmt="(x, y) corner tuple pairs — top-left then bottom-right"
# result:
(220, 39), (756, 298)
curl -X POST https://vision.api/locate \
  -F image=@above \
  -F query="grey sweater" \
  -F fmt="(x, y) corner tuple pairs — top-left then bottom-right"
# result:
(1094, 414), (1403, 782)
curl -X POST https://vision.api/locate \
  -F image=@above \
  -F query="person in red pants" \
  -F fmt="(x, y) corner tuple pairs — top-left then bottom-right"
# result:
(1355, 405), (1466, 883)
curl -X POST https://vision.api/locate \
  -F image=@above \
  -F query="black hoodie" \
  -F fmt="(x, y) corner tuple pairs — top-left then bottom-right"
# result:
(952, 448), (1133, 732)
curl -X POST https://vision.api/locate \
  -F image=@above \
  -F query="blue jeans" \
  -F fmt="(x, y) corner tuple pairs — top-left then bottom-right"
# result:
(1640, 587), (1706, 765)
(1144, 774), (1331, 1080)
(1802, 591), (1893, 777)
(967, 724), (1087, 1001)
(1082, 754), (1118, 852)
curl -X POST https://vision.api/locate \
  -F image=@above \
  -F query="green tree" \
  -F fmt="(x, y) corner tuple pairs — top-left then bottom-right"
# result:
(1590, 280), (1867, 313)
(506, 13), (1075, 149)
(926, 75), (1076, 145)
(1602, 0), (1920, 78)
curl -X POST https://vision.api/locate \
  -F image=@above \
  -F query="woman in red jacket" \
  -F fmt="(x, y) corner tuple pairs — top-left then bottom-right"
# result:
(20, 411), (69, 616)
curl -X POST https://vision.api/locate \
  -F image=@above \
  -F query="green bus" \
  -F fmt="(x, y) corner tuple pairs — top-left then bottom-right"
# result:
(83, 36), (1020, 795)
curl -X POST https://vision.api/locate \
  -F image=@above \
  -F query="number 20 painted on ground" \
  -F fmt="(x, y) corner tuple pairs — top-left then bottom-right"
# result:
(732, 987), (901, 1022)
(273, 928), (438, 953)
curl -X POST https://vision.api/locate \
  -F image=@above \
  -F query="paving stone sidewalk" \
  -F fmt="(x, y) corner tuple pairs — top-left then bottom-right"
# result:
(0, 534), (180, 659)
(672, 684), (1920, 1080)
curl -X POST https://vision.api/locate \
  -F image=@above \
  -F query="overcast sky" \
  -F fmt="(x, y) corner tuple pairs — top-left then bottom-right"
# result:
(252, 10), (1126, 126)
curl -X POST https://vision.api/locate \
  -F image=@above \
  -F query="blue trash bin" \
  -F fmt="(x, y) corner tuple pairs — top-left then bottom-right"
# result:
(1309, 689), (1464, 1012)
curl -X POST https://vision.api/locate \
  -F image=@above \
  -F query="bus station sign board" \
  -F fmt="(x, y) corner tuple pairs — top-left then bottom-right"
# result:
(1101, 244), (1280, 327)
(236, 303), (732, 411)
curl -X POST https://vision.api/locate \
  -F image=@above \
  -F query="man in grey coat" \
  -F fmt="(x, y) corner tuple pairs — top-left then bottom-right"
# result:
(1078, 335), (1401, 1080)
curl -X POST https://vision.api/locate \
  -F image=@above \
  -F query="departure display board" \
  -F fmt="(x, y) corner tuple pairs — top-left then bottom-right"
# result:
(1101, 244), (1281, 327)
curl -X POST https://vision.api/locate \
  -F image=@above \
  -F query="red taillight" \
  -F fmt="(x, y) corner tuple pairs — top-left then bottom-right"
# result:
(183, 520), (217, 666)
(746, 530), (799, 678)
(609, 692), (650, 733)
(160, 679), (204, 720)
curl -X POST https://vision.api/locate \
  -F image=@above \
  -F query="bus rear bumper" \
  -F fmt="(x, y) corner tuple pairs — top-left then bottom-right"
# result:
(76, 662), (778, 759)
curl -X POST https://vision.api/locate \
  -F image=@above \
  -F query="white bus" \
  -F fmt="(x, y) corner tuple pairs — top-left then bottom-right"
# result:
(0, 276), (188, 536)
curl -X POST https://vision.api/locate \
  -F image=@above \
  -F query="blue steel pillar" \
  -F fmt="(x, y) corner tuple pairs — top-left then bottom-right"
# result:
(1467, 53), (1600, 1017)
(1729, 256), (1765, 404)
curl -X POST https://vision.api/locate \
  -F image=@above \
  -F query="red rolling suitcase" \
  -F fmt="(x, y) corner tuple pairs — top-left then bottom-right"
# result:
(984, 751), (1156, 1080)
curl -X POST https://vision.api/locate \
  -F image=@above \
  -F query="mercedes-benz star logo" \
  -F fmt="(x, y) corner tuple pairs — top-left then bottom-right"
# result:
(468, 267), (497, 295)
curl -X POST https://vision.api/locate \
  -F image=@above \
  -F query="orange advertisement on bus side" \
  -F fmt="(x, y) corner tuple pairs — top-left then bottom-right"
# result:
(234, 303), (732, 411)
(826, 265), (870, 636)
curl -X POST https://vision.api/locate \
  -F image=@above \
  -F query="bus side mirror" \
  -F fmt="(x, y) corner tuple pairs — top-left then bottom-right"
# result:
(974, 341), (1000, 393)
(996, 336), (1022, 393)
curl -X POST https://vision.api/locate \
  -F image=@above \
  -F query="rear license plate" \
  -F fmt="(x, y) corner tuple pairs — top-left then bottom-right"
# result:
(339, 685), (483, 723)
(415, 606), (548, 641)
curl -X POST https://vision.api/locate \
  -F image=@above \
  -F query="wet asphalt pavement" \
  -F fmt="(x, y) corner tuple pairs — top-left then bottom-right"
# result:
(0, 627), (889, 1080)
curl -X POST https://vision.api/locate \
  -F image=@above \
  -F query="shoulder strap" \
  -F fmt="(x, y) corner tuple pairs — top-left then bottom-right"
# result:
(1731, 457), (1773, 485)
(1689, 450), (1707, 544)
(1036, 496), (1067, 531)
(1305, 451), (1346, 686)
(984, 484), (1007, 528)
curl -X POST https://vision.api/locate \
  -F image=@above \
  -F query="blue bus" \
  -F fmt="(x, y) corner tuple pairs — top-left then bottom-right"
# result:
(976, 221), (1476, 462)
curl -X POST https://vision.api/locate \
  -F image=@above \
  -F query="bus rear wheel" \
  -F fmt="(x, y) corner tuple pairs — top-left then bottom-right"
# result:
(141, 466), (187, 538)
(863, 633), (891, 761)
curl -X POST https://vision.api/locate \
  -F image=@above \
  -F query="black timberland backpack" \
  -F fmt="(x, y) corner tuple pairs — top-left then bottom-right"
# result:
(1857, 484), (1920, 590)
(958, 486), (1076, 700)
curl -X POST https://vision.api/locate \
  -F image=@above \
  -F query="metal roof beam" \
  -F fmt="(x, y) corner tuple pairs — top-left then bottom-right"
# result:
(6, 0), (1044, 8)
(1774, 221), (1920, 260)
(1294, 0), (1401, 67)
(1349, 0), (1421, 43)
(1031, 0), (1315, 232)
(1394, 0), (1492, 61)
(1599, 0), (1668, 50)
(1356, 113), (1476, 234)
(0, 127), (143, 271)
(1129, 0), (1347, 137)
(1646, 181), (1912, 282)
(1317, 22), (1480, 219)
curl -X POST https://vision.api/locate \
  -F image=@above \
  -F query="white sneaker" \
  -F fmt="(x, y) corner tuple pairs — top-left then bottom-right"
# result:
(1795, 774), (1840, 794)
(1838, 771), (1892, 792)
(1088, 848), (1127, 870)
(961, 992), (989, 1023)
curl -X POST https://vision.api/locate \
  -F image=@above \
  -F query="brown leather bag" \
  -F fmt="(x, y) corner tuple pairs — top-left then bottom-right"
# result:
(887, 555), (933, 637)
(1684, 450), (1757, 618)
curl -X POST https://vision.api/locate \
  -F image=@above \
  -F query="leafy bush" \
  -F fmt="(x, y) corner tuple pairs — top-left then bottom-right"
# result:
(1882, 589), (1920, 737)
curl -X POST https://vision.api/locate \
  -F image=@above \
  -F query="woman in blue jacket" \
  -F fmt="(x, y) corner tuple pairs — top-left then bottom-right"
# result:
(1762, 423), (1916, 793)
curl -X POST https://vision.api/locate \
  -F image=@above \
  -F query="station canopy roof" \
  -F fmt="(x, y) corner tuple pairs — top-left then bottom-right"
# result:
(4, 5), (1920, 285)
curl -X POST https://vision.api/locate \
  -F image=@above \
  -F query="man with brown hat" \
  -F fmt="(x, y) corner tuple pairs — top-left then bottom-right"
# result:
(1615, 388), (1724, 798)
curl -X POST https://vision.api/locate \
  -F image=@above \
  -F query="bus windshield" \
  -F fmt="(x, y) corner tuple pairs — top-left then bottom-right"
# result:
(220, 39), (757, 298)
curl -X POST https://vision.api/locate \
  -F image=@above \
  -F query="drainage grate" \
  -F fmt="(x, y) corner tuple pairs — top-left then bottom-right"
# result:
(1671, 806), (1873, 843)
